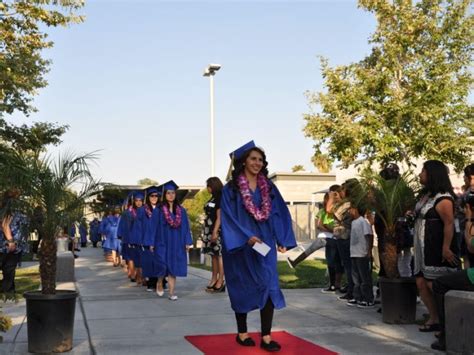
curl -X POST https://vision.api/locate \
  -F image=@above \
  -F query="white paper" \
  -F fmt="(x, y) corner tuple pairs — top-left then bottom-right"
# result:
(252, 241), (271, 257)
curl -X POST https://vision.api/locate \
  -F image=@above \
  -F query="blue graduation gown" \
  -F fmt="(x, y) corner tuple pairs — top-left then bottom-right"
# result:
(220, 181), (296, 313)
(128, 207), (145, 267)
(153, 206), (193, 277)
(142, 206), (166, 277)
(118, 211), (133, 260)
(102, 215), (121, 252)
(89, 221), (100, 243)
(79, 225), (88, 244)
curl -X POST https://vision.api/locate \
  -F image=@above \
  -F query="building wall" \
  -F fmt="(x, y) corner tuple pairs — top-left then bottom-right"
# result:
(269, 172), (336, 242)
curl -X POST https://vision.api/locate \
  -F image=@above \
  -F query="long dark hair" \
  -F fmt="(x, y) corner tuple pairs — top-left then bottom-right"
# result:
(160, 189), (180, 214)
(421, 160), (455, 198)
(145, 193), (161, 211)
(230, 147), (269, 190)
(206, 177), (223, 197)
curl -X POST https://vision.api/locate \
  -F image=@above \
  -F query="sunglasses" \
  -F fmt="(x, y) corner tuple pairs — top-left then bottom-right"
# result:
(149, 194), (159, 198)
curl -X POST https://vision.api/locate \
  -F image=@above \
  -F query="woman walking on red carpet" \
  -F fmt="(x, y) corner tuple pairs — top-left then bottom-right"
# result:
(220, 141), (296, 352)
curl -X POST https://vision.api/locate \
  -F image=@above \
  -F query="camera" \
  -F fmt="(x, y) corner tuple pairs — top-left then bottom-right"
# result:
(463, 189), (474, 208)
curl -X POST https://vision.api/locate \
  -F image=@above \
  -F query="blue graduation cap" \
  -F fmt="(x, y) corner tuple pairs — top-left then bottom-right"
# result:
(160, 180), (179, 195)
(146, 185), (161, 196)
(229, 140), (256, 160)
(132, 190), (145, 200)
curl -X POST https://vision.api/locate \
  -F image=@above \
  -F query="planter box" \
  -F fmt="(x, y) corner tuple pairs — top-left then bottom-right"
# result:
(379, 277), (417, 324)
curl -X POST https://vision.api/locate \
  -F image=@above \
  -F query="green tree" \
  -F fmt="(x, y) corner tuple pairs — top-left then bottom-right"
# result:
(291, 165), (305, 172)
(182, 189), (210, 247)
(137, 178), (159, 186)
(0, 0), (84, 116)
(304, 0), (473, 173)
(0, 120), (68, 158)
(0, 150), (101, 294)
(311, 154), (332, 173)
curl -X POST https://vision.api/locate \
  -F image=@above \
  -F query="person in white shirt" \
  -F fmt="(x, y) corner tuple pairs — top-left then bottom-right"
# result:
(346, 204), (374, 308)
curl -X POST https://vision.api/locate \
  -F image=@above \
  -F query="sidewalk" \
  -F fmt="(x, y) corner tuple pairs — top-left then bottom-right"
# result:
(1, 247), (440, 354)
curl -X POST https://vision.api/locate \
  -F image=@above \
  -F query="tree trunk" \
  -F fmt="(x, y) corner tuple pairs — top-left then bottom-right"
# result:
(381, 235), (399, 279)
(39, 238), (57, 294)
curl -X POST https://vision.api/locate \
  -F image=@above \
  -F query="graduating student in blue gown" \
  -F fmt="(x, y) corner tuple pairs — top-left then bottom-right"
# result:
(126, 191), (145, 285)
(102, 206), (122, 266)
(220, 141), (296, 352)
(79, 219), (88, 248)
(153, 181), (192, 301)
(89, 218), (101, 248)
(141, 186), (165, 292)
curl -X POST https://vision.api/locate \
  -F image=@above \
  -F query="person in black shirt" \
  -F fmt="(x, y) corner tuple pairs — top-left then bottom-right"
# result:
(203, 177), (225, 293)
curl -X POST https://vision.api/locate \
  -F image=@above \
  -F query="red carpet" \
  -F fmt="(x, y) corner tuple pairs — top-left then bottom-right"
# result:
(185, 331), (338, 355)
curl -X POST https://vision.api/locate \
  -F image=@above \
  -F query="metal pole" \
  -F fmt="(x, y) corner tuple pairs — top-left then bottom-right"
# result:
(210, 74), (215, 177)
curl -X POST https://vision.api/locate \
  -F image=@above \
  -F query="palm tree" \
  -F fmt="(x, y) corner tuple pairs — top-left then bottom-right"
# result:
(0, 149), (101, 294)
(355, 172), (416, 279)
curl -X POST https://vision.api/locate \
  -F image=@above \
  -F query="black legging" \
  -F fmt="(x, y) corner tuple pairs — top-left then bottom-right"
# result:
(433, 269), (474, 335)
(235, 298), (274, 336)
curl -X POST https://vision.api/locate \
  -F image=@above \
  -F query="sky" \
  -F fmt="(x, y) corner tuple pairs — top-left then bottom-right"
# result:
(8, 0), (377, 186)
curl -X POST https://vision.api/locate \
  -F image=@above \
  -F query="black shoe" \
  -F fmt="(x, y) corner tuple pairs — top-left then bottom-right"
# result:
(130, 278), (136, 283)
(236, 335), (255, 347)
(321, 285), (337, 294)
(338, 286), (348, 294)
(212, 283), (226, 293)
(206, 281), (217, 290)
(431, 340), (446, 351)
(338, 293), (352, 301)
(260, 340), (281, 352)
(73, 254), (79, 259)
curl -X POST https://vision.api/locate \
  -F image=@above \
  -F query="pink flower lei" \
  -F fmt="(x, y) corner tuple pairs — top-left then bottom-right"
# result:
(237, 173), (272, 222)
(162, 204), (182, 228)
(128, 206), (137, 218)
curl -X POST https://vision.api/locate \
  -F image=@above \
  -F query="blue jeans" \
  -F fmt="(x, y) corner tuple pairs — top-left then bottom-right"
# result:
(325, 238), (343, 273)
(336, 238), (353, 296)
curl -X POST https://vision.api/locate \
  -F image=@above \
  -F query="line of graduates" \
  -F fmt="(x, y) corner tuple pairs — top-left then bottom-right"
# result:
(99, 180), (193, 301)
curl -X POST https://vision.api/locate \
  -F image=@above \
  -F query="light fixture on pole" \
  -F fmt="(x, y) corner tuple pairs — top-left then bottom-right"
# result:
(203, 63), (221, 177)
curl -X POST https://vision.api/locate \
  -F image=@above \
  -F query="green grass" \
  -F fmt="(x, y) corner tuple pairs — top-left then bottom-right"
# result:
(278, 260), (329, 289)
(192, 259), (378, 289)
(0, 266), (41, 300)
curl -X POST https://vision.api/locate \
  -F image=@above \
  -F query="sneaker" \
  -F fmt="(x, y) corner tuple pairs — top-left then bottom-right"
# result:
(346, 299), (358, 307)
(338, 293), (352, 301)
(146, 287), (154, 292)
(321, 285), (337, 294)
(357, 301), (375, 309)
(338, 286), (348, 294)
(168, 295), (178, 301)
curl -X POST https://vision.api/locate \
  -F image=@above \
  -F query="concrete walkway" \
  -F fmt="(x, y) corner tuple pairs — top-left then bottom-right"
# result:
(1, 247), (441, 354)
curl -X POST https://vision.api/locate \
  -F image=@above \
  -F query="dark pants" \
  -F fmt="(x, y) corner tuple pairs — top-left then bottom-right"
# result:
(326, 239), (342, 287)
(336, 238), (353, 296)
(0, 252), (21, 294)
(147, 277), (157, 289)
(432, 270), (474, 340)
(235, 298), (274, 336)
(351, 257), (373, 302)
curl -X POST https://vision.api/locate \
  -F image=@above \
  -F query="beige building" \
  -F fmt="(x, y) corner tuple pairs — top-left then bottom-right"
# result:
(269, 172), (337, 242)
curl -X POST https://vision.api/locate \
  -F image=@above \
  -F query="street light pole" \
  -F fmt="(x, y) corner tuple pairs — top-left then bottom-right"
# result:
(203, 64), (221, 177)
(209, 74), (215, 177)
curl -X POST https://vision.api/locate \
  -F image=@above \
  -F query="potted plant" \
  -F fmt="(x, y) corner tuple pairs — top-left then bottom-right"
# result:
(1, 150), (100, 352)
(356, 171), (417, 324)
